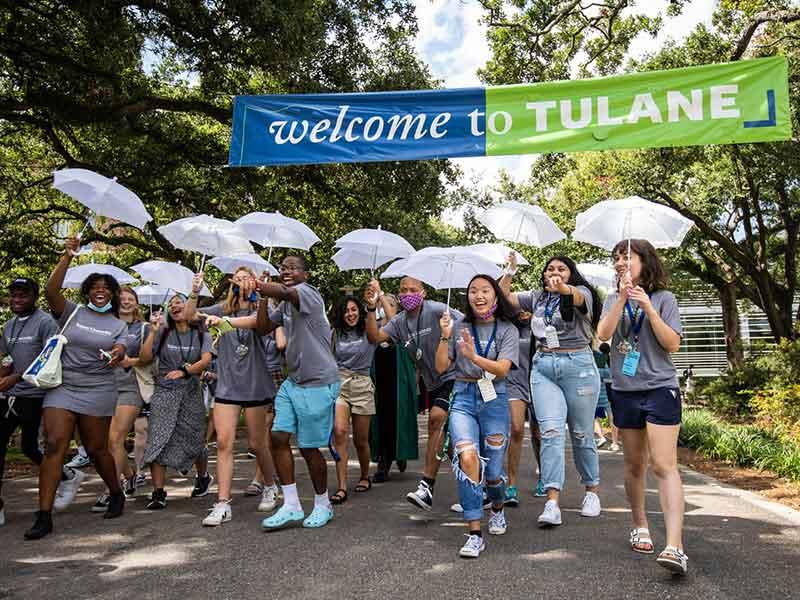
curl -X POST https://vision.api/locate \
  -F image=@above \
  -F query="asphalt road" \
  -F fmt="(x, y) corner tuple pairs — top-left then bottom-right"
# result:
(1, 420), (799, 600)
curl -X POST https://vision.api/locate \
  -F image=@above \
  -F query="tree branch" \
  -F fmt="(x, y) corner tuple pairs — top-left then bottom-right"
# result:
(731, 9), (800, 60)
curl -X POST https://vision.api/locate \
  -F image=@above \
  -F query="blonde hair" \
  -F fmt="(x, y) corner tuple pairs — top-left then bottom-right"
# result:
(223, 266), (258, 315)
(120, 287), (144, 322)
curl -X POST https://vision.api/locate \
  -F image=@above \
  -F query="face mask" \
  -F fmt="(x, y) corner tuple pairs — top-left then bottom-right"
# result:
(475, 302), (497, 321)
(399, 292), (424, 312)
(88, 302), (112, 313)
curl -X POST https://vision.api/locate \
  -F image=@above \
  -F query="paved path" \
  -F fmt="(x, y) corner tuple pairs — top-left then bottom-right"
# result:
(1, 421), (799, 600)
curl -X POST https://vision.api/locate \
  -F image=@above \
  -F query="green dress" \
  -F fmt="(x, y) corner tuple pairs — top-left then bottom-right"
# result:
(370, 343), (419, 463)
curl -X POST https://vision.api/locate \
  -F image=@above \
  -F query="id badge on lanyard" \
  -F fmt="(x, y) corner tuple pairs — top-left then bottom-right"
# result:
(621, 301), (646, 377)
(472, 323), (498, 402)
(543, 294), (560, 348)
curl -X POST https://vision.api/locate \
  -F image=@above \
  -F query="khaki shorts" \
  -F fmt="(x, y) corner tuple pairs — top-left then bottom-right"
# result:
(336, 370), (376, 416)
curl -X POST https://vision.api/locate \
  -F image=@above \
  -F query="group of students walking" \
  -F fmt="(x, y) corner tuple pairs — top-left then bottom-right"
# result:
(0, 235), (689, 575)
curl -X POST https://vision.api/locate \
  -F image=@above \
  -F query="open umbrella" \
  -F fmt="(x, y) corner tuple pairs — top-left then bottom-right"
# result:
(157, 215), (253, 270)
(62, 263), (138, 289)
(131, 260), (212, 298)
(572, 196), (694, 251)
(381, 246), (502, 308)
(333, 227), (415, 273)
(131, 284), (173, 306)
(576, 263), (616, 290)
(53, 169), (153, 233)
(477, 201), (565, 247)
(208, 254), (278, 277)
(235, 211), (320, 262)
(467, 243), (529, 267)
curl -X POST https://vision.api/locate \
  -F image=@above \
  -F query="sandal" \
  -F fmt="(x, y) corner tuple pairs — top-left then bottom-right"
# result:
(329, 489), (348, 505)
(354, 477), (372, 493)
(656, 546), (689, 576)
(629, 527), (655, 554)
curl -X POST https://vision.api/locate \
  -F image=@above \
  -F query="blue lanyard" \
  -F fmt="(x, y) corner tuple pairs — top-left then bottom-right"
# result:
(624, 300), (646, 341)
(471, 322), (498, 359)
(543, 293), (560, 325)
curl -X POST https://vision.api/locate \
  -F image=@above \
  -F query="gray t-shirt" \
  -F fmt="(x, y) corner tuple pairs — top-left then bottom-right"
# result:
(115, 320), (148, 391)
(518, 287), (593, 349)
(601, 290), (682, 391)
(334, 329), (376, 376)
(448, 320), (519, 382)
(58, 301), (128, 393)
(382, 300), (462, 391)
(262, 331), (283, 371)
(0, 308), (59, 398)
(153, 327), (212, 381)
(205, 303), (276, 401)
(506, 319), (532, 401)
(269, 282), (338, 387)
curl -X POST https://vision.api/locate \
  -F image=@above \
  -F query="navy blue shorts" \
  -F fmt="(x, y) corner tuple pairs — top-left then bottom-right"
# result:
(610, 387), (682, 429)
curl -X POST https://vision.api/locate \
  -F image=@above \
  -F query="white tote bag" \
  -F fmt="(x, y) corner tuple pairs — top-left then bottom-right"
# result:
(22, 305), (81, 389)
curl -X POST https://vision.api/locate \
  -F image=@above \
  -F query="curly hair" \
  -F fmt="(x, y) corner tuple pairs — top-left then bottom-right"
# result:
(80, 273), (121, 316)
(332, 296), (366, 336)
(611, 239), (669, 292)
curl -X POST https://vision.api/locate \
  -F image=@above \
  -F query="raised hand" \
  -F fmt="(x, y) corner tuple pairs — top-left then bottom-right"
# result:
(457, 327), (476, 361)
(191, 272), (204, 294)
(64, 236), (81, 257)
(439, 310), (454, 339)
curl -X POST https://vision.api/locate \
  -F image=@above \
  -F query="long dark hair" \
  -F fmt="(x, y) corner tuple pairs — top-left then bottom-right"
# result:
(611, 239), (669, 292)
(462, 275), (517, 324)
(332, 297), (366, 336)
(80, 273), (121, 316)
(156, 294), (202, 357)
(537, 255), (603, 329)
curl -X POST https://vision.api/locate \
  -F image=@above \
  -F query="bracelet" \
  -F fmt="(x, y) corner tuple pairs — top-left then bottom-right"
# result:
(439, 336), (450, 343)
(180, 366), (190, 378)
(366, 306), (377, 313)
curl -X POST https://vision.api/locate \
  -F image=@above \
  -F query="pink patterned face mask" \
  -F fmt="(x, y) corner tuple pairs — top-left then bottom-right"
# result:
(475, 302), (497, 321)
(399, 292), (424, 312)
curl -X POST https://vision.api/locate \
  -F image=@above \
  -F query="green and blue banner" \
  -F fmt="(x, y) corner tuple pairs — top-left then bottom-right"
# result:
(229, 57), (791, 167)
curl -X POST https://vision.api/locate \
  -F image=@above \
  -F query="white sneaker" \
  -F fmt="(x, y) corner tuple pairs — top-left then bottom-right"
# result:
(595, 436), (607, 448)
(65, 451), (90, 470)
(609, 443), (621, 452)
(581, 491), (602, 517)
(537, 500), (562, 527)
(488, 509), (507, 535)
(459, 534), (486, 558)
(449, 503), (464, 513)
(258, 485), (279, 512)
(202, 501), (232, 526)
(54, 468), (86, 511)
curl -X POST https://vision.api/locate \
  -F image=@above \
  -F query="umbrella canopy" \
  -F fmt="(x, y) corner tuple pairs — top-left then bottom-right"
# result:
(576, 263), (616, 290)
(131, 260), (212, 297)
(53, 169), (152, 230)
(333, 227), (415, 272)
(332, 246), (404, 272)
(235, 212), (320, 251)
(381, 246), (503, 291)
(467, 243), (529, 267)
(130, 284), (173, 305)
(208, 254), (278, 277)
(158, 215), (253, 258)
(62, 263), (138, 289)
(572, 196), (694, 250)
(478, 201), (565, 247)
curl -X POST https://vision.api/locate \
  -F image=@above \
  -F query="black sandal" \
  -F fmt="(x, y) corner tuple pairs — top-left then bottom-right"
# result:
(330, 489), (348, 504)
(354, 477), (372, 493)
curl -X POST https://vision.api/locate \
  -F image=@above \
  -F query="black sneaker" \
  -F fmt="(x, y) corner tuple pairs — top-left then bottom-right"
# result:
(396, 460), (408, 473)
(406, 480), (433, 511)
(123, 474), (137, 498)
(24, 510), (53, 540)
(191, 473), (213, 498)
(104, 492), (125, 519)
(146, 489), (167, 510)
(91, 494), (110, 513)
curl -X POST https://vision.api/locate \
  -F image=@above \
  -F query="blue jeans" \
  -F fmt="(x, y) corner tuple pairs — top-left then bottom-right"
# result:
(448, 380), (510, 521)
(531, 349), (601, 491)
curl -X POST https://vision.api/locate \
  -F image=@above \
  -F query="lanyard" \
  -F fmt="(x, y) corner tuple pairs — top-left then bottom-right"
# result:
(471, 321), (498, 359)
(4, 314), (32, 355)
(404, 304), (423, 355)
(542, 293), (560, 326)
(174, 329), (196, 365)
(623, 300), (646, 343)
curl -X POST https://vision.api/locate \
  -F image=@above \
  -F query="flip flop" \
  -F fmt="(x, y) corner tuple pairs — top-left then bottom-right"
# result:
(302, 506), (334, 528)
(354, 478), (372, 493)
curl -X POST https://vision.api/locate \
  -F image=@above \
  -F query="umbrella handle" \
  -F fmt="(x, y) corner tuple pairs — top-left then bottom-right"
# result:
(199, 254), (207, 272)
(267, 246), (273, 264)
(446, 287), (451, 311)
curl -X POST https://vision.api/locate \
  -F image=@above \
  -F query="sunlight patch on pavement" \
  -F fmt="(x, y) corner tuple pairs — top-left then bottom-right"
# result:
(100, 539), (208, 576)
(519, 549), (577, 562)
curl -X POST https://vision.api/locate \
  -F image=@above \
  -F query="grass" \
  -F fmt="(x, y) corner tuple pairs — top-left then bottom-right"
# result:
(680, 409), (800, 483)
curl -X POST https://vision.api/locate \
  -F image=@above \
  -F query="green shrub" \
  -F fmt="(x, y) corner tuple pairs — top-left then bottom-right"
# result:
(702, 360), (768, 418)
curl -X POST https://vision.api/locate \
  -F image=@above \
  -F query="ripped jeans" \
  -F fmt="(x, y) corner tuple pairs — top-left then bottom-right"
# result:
(531, 349), (600, 492)
(448, 380), (510, 522)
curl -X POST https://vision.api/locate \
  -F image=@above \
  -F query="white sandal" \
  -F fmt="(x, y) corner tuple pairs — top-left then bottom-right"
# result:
(657, 546), (689, 575)
(629, 527), (655, 554)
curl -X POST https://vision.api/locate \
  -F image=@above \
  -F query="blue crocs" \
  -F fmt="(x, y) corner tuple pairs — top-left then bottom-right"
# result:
(262, 505), (304, 531)
(302, 505), (334, 528)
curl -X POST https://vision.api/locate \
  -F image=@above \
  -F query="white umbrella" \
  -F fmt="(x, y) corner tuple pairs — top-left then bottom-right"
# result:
(333, 227), (415, 273)
(381, 246), (503, 308)
(478, 201), (566, 247)
(235, 212), (320, 262)
(576, 263), (616, 289)
(131, 260), (212, 297)
(158, 215), (253, 269)
(208, 254), (278, 277)
(572, 196), (694, 251)
(467, 243), (529, 267)
(62, 263), (138, 289)
(130, 284), (172, 305)
(53, 169), (152, 231)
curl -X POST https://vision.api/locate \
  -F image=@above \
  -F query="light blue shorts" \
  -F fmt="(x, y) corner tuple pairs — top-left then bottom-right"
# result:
(272, 379), (340, 449)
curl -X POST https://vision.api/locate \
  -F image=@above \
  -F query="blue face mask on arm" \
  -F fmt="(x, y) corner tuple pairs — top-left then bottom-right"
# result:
(88, 302), (113, 313)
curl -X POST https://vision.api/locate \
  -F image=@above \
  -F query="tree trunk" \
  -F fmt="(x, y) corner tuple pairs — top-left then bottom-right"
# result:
(719, 282), (744, 369)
